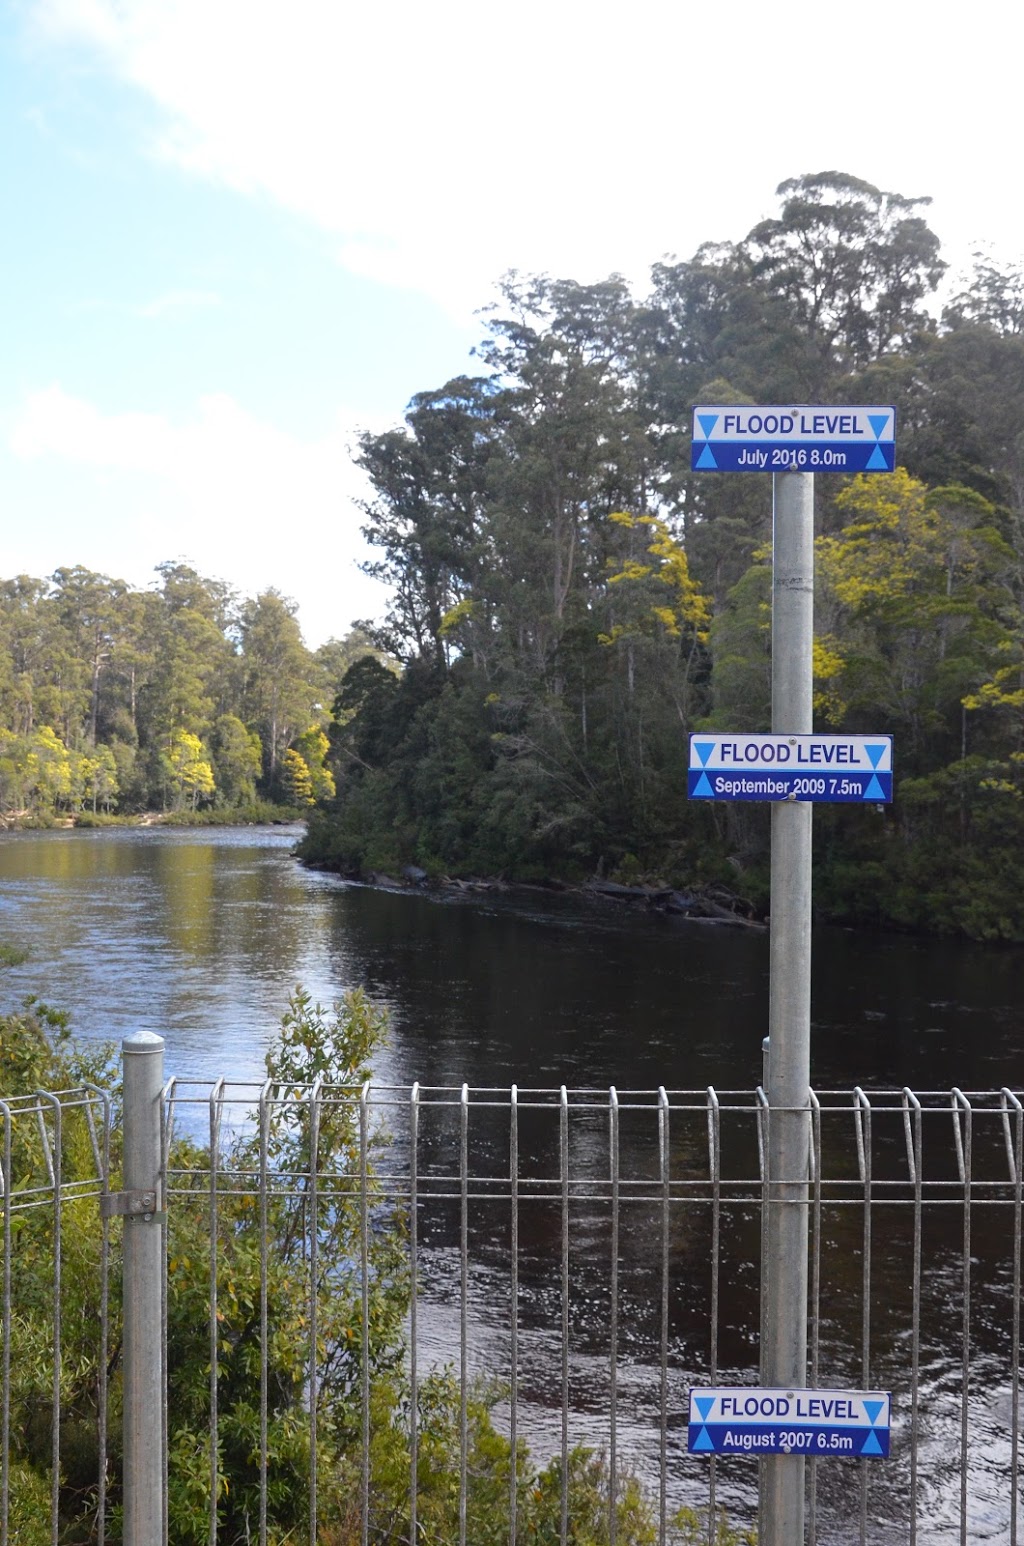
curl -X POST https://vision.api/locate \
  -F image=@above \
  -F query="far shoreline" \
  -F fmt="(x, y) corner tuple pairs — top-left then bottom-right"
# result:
(0, 802), (305, 833)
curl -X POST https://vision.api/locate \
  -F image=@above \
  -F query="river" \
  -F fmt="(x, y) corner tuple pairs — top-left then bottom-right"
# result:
(1, 825), (1021, 1542)
(0, 824), (1019, 1094)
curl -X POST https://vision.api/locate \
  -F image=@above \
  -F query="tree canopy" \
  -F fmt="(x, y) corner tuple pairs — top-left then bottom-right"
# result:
(0, 563), (381, 818)
(300, 172), (1024, 941)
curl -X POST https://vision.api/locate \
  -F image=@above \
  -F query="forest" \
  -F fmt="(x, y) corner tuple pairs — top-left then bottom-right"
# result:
(300, 172), (1024, 942)
(0, 562), (375, 817)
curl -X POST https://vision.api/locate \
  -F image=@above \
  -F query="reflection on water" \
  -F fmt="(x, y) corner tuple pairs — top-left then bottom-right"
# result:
(1, 826), (1023, 1540)
(0, 825), (343, 1082)
(1, 825), (1021, 1094)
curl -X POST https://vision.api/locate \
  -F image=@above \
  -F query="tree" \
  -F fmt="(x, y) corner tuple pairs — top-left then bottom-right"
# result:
(705, 558), (773, 732)
(279, 745), (314, 806)
(357, 376), (498, 669)
(49, 566), (130, 747)
(743, 171), (945, 387)
(141, 564), (237, 768)
(82, 742), (120, 813)
(238, 590), (315, 788)
(163, 728), (216, 810)
(209, 713), (263, 806)
(816, 470), (1014, 765)
(293, 724), (336, 802)
(943, 252), (1024, 336)
(600, 512), (710, 706)
(313, 629), (389, 707)
(0, 990), (119, 1546)
(477, 276), (653, 683)
(899, 321), (1024, 510)
(26, 724), (73, 810)
(162, 988), (410, 1542)
(0, 579), (91, 750)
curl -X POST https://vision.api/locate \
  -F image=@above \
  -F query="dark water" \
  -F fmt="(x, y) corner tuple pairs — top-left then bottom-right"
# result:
(1, 826), (1022, 1541)
(0, 824), (1020, 1093)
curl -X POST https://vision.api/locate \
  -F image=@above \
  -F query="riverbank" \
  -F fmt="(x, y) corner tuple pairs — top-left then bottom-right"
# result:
(300, 856), (766, 929)
(0, 801), (304, 832)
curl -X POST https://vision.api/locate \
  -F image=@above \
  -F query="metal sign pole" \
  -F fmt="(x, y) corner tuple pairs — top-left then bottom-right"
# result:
(760, 468), (814, 1543)
(120, 1031), (166, 1546)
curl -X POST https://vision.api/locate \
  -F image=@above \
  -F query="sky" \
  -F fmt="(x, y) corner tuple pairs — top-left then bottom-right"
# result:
(2, 0), (1023, 649)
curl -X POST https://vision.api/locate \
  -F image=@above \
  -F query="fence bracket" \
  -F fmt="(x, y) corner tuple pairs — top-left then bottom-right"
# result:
(101, 1186), (162, 1219)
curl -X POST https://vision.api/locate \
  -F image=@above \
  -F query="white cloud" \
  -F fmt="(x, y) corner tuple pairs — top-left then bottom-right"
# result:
(28, 0), (1024, 316)
(9, 385), (392, 646)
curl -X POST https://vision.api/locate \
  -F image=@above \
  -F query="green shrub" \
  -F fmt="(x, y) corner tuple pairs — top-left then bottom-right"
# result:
(0, 986), (758, 1545)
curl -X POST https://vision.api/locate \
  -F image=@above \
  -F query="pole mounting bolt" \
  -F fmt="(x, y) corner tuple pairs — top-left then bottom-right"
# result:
(100, 1187), (162, 1220)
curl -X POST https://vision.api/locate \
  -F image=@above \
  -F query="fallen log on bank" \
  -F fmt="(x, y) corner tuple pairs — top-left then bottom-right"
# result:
(583, 879), (764, 928)
(312, 860), (763, 927)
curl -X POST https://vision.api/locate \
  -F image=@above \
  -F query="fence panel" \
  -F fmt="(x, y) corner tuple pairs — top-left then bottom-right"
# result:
(0, 1085), (112, 1546)
(2, 1081), (1022, 1544)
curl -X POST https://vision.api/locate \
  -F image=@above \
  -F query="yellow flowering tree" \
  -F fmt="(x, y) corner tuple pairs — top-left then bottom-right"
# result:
(600, 511), (711, 725)
(815, 470), (1014, 760)
(164, 728), (216, 810)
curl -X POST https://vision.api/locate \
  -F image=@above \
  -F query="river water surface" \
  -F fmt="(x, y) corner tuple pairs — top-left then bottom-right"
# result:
(0, 824), (1020, 1093)
(1, 825), (1022, 1541)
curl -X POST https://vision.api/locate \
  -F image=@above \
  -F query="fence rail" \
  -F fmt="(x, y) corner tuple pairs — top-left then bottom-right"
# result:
(2, 1067), (1023, 1544)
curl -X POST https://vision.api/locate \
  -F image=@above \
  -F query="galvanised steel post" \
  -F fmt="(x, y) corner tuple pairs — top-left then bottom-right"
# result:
(760, 469), (814, 1544)
(122, 1032), (165, 1546)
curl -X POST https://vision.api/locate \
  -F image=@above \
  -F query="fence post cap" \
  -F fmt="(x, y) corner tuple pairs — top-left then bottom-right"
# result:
(122, 1031), (165, 1055)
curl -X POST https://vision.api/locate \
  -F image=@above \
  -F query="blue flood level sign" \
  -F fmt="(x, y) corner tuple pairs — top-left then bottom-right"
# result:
(688, 1387), (891, 1458)
(688, 733), (893, 803)
(691, 404), (895, 474)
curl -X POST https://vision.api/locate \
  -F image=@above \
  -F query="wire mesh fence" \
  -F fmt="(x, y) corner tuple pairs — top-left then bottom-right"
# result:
(2, 1075), (1022, 1544)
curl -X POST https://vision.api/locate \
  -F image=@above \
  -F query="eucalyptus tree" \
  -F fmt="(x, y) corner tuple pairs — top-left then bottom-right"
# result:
(900, 321), (1024, 511)
(943, 253), (1024, 336)
(312, 628), (387, 707)
(209, 713), (263, 806)
(140, 562), (237, 743)
(816, 471), (1016, 766)
(0, 577), (45, 733)
(648, 173), (947, 601)
(357, 374), (498, 670)
(349, 275), (706, 874)
(238, 588), (316, 788)
(476, 275), (653, 672)
(742, 172), (945, 386)
(48, 565), (130, 746)
(0, 575), (85, 739)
